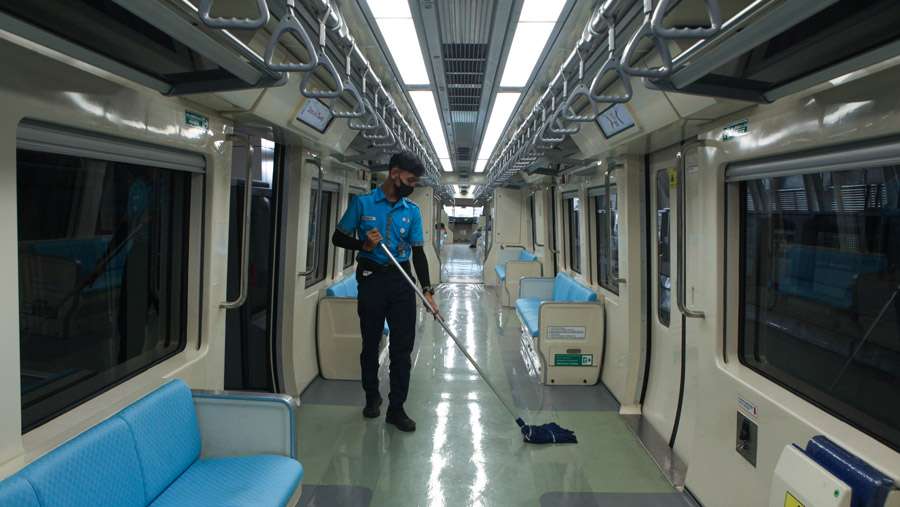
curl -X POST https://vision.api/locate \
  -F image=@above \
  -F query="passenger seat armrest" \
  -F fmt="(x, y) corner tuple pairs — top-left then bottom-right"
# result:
(191, 390), (297, 459)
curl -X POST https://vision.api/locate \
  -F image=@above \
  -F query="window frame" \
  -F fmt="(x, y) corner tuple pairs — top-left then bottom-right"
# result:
(565, 194), (581, 274)
(304, 186), (335, 288)
(656, 168), (671, 327)
(16, 122), (201, 432)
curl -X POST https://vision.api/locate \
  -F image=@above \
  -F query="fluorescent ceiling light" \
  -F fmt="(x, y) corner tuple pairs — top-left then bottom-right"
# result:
(500, 23), (556, 87)
(477, 92), (520, 163)
(409, 90), (450, 163)
(474, 159), (487, 173)
(373, 19), (430, 85)
(366, 0), (412, 18)
(519, 0), (566, 22)
(453, 185), (461, 195)
(440, 158), (454, 173)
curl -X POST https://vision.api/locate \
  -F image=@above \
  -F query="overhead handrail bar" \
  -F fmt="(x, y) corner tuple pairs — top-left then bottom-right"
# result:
(329, 41), (365, 118)
(622, 0), (672, 78)
(651, 0), (722, 40)
(675, 141), (705, 318)
(264, 0), (317, 72)
(589, 12), (633, 104)
(605, 165), (626, 285)
(300, 5), (344, 99)
(199, 0), (270, 30)
(221, 134), (254, 309)
(298, 158), (324, 277)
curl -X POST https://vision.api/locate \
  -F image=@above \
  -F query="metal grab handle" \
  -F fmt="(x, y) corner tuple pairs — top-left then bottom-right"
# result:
(500, 245), (526, 250)
(298, 158), (324, 277)
(199, 0), (270, 30)
(263, 0), (317, 71)
(221, 134), (254, 309)
(589, 56), (633, 104)
(300, 51), (344, 99)
(563, 84), (599, 122)
(349, 99), (380, 131)
(651, 0), (722, 40)
(361, 114), (392, 141)
(605, 165), (625, 285)
(538, 120), (565, 144)
(547, 104), (580, 135)
(675, 142), (705, 318)
(329, 80), (365, 118)
(373, 129), (397, 148)
(532, 131), (557, 151)
(622, 0), (672, 78)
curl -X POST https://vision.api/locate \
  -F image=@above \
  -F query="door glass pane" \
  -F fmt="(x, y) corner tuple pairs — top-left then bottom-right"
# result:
(740, 166), (900, 450)
(568, 197), (580, 273)
(18, 150), (191, 431)
(657, 170), (671, 326)
(305, 189), (333, 287)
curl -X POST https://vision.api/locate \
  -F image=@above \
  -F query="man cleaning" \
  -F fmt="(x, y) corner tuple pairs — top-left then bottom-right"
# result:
(331, 150), (441, 431)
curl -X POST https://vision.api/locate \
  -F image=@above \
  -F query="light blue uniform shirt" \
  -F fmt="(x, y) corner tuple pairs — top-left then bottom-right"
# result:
(337, 186), (424, 265)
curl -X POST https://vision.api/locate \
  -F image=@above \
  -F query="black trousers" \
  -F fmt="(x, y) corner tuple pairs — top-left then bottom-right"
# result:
(357, 268), (416, 409)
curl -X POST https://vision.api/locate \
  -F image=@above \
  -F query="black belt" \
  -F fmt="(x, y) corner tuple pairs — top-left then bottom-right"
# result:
(358, 258), (409, 274)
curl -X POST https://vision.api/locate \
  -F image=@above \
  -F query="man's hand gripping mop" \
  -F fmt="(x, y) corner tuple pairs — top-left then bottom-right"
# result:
(380, 243), (576, 444)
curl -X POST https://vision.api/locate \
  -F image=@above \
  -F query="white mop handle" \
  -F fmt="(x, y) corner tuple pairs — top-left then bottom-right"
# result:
(379, 243), (521, 420)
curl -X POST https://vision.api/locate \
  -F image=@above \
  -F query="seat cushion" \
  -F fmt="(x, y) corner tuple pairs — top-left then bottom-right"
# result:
(494, 265), (506, 281)
(149, 455), (303, 507)
(515, 298), (542, 338)
(519, 250), (538, 262)
(17, 417), (146, 507)
(552, 273), (597, 302)
(383, 320), (390, 336)
(116, 380), (202, 504)
(326, 276), (359, 297)
(0, 474), (40, 507)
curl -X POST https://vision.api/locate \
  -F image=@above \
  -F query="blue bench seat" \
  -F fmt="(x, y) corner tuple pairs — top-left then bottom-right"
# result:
(29, 237), (130, 295)
(778, 246), (887, 310)
(0, 380), (302, 506)
(515, 273), (598, 337)
(326, 275), (390, 336)
(494, 250), (538, 281)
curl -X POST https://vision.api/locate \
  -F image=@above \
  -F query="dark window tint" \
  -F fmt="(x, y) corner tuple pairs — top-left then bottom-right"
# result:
(657, 169), (671, 326)
(18, 150), (191, 431)
(596, 185), (620, 294)
(740, 166), (900, 450)
(567, 197), (580, 274)
(305, 189), (333, 287)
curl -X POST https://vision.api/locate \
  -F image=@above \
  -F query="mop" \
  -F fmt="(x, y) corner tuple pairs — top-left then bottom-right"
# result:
(381, 243), (577, 444)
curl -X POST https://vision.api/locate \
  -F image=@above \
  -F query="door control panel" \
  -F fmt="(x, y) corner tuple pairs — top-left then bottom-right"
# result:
(736, 411), (758, 467)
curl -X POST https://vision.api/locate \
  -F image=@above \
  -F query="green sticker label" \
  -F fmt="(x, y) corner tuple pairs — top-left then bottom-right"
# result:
(554, 354), (593, 366)
(185, 110), (209, 131)
(723, 119), (748, 141)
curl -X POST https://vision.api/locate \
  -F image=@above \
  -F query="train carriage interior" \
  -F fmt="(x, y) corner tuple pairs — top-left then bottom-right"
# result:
(0, 0), (899, 505)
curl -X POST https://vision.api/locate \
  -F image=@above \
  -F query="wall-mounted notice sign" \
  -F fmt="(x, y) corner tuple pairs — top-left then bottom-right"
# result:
(297, 98), (334, 133)
(596, 103), (635, 139)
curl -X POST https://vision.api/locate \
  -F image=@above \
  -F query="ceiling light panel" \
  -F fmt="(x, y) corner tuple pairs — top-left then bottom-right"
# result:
(373, 18), (430, 85)
(499, 23), (556, 87)
(409, 90), (451, 162)
(477, 92), (520, 162)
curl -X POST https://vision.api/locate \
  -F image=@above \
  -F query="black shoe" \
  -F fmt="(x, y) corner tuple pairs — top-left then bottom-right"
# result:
(469, 245), (476, 248)
(363, 395), (382, 418)
(386, 407), (416, 431)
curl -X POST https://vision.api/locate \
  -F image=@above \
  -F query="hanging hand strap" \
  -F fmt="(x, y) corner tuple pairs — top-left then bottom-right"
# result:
(563, 56), (599, 122)
(300, 4), (345, 99)
(622, 0), (672, 78)
(329, 42), (365, 118)
(588, 15), (633, 104)
(651, 0), (722, 40)
(264, 0), (317, 71)
(199, 0), (270, 30)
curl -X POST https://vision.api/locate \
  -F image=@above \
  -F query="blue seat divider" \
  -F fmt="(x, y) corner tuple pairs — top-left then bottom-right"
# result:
(494, 265), (506, 281)
(519, 250), (538, 262)
(325, 275), (390, 335)
(804, 436), (894, 507)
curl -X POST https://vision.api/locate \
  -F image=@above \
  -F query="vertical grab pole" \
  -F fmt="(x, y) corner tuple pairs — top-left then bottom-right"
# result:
(676, 142), (705, 318)
(221, 134), (254, 309)
(298, 158), (324, 277)
(606, 165), (626, 284)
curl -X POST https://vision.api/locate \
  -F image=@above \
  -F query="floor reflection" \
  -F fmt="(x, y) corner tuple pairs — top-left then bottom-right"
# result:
(440, 244), (483, 283)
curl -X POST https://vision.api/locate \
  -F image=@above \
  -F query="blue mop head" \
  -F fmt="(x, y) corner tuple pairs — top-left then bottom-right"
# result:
(516, 418), (577, 444)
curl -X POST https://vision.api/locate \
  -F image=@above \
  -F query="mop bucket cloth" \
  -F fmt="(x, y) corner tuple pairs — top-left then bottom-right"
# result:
(516, 418), (578, 444)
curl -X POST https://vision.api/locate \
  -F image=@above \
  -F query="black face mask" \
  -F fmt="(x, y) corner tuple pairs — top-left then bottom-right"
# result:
(395, 180), (414, 198)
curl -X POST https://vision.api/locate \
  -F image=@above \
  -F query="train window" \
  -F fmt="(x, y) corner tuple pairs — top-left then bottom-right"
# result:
(740, 166), (900, 450)
(566, 196), (581, 274)
(657, 169), (671, 326)
(305, 188), (334, 288)
(595, 184), (620, 295)
(529, 194), (536, 251)
(17, 149), (193, 432)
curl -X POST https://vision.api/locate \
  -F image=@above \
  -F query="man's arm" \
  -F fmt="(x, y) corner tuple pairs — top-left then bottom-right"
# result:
(332, 229), (365, 251)
(412, 246), (431, 289)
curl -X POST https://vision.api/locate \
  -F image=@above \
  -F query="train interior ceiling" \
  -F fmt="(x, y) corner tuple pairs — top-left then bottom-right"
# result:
(0, 0), (899, 505)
